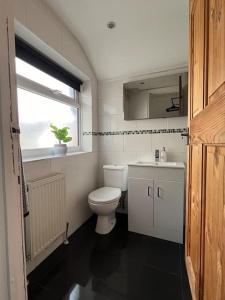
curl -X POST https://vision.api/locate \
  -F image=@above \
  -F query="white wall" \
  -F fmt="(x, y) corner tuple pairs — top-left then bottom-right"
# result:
(13, 0), (99, 272)
(98, 78), (187, 184)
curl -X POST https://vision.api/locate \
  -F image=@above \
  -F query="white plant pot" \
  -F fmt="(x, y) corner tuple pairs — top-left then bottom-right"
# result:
(53, 144), (68, 156)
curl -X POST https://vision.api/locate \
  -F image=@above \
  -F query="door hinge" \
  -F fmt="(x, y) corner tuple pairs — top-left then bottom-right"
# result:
(11, 126), (20, 135)
(10, 124), (21, 175)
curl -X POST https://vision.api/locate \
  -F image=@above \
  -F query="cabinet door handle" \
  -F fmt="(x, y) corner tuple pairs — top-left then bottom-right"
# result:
(148, 186), (150, 196)
(147, 186), (153, 197)
(157, 187), (164, 198)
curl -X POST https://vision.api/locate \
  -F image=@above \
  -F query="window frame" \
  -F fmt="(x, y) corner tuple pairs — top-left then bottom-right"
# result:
(17, 74), (81, 159)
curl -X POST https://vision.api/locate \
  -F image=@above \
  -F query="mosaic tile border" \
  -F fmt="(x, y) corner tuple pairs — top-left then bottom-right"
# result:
(83, 128), (188, 136)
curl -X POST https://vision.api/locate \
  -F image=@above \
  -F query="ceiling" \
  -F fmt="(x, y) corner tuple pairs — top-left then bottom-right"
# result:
(44, 0), (188, 81)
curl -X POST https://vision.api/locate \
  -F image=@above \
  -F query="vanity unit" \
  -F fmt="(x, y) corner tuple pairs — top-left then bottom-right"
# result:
(128, 161), (185, 244)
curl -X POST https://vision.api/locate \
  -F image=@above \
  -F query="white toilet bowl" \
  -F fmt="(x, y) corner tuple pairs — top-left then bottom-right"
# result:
(88, 187), (121, 234)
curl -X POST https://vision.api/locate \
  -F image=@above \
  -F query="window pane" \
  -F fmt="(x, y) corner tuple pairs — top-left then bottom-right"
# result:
(17, 88), (78, 150)
(16, 58), (75, 98)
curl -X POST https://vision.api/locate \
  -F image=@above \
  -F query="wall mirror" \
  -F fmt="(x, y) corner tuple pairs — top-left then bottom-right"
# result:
(123, 72), (188, 120)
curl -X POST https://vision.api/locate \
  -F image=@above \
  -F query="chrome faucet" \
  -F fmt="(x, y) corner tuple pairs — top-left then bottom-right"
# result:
(155, 149), (160, 162)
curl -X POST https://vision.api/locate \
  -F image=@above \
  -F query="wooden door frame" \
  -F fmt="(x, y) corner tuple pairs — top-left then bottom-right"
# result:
(0, 1), (27, 299)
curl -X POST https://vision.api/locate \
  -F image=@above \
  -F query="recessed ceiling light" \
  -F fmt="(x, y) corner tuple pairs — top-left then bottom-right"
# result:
(107, 21), (116, 29)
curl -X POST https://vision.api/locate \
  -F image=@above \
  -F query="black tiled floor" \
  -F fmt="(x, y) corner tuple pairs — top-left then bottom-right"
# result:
(28, 214), (192, 300)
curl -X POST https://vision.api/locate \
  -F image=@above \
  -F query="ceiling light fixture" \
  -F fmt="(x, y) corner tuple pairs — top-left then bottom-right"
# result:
(107, 21), (116, 29)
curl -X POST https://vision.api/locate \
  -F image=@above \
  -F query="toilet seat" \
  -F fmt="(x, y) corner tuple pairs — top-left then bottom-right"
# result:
(88, 187), (121, 204)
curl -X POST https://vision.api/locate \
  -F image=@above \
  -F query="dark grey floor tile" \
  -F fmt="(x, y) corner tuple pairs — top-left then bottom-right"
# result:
(126, 232), (181, 275)
(179, 245), (192, 300)
(127, 264), (182, 300)
(28, 214), (191, 300)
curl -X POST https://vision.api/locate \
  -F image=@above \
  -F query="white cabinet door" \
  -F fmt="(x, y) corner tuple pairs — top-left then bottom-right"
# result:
(128, 178), (154, 236)
(154, 180), (184, 243)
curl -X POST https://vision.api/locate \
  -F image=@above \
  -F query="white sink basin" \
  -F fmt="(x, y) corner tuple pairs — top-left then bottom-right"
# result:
(128, 161), (185, 169)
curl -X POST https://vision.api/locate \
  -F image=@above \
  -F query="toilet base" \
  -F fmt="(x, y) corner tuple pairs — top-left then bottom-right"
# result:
(95, 213), (116, 234)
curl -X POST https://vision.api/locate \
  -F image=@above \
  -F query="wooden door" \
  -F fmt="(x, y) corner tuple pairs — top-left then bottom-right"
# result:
(187, 0), (225, 299)
(186, 0), (206, 299)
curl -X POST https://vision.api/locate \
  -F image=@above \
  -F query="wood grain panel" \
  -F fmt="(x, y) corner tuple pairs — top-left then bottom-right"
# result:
(189, 0), (205, 119)
(208, 0), (225, 98)
(186, 1), (207, 298)
(190, 95), (225, 144)
(186, 144), (203, 300)
(203, 146), (225, 300)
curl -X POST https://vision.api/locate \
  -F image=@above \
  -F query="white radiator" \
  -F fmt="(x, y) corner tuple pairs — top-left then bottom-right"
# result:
(26, 173), (66, 260)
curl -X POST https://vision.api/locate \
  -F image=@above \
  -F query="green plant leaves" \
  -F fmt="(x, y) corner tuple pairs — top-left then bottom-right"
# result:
(63, 137), (72, 143)
(50, 124), (73, 144)
(50, 124), (58, 131)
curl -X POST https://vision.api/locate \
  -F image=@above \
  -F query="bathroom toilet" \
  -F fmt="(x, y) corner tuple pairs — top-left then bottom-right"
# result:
(88, 165), (127, 234)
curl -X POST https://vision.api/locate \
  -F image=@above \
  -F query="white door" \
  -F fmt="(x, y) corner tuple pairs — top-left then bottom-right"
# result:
(128, 178), (154, 236)
(0, 1), (27, 299)
(154, 180), (184, 243)
(0, 152), (9, 300)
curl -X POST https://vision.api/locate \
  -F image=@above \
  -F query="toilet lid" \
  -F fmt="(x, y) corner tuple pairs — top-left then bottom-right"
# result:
(88, 187), (121, 204)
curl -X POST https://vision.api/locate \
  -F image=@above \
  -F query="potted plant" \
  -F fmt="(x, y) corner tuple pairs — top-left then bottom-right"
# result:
(50, 124), (72, 156)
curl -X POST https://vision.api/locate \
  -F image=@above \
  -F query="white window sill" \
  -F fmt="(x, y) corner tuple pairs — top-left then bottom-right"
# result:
(22, 151), (89, 163)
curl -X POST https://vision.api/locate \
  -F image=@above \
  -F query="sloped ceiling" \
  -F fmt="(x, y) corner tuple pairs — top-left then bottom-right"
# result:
(44, 0), (188, 80)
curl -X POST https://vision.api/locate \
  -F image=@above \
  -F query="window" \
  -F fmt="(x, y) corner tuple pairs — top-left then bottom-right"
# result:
(16, 57), (75, 98)
(16, 55), (81, 158)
